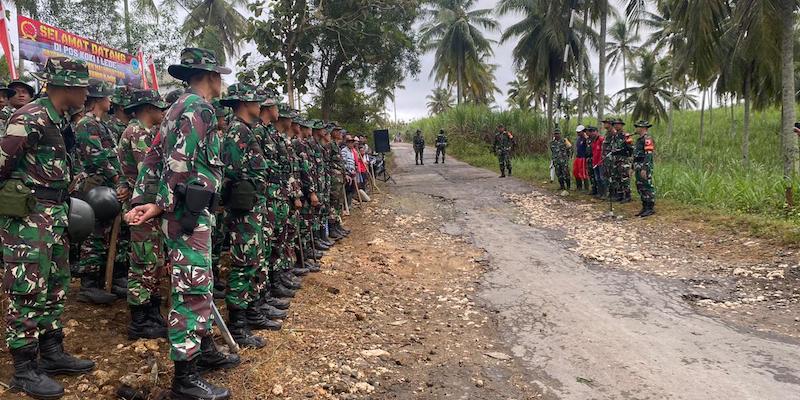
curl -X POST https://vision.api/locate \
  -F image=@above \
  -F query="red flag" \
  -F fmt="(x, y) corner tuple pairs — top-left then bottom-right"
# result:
(0, 2), (17, 79)
(138, 49), (148, 89)
(148, 56), (159, 91)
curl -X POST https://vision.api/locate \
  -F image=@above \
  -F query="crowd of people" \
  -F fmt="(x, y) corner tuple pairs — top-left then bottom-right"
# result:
(490, 119), (656, 218)
(0, 47), (377, 400)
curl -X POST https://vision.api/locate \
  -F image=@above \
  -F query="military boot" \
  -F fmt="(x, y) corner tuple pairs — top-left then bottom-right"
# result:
(319, 229), (334, 247)
(171, 359), (231, 400)
(39, 329), (95, 375)
(279, 271), (302, 290)
(558, 179), (565, 190)
(621, 193), (632, 203)
(77, 273), (117, 305)
(271, 282), (296, 298)
(314, 239), (330, 251)
(305, 261), (321, 273)
(635, 202), (646, 217)
(246, 305), (283, 331)
(328, 225), (343, 241)
(10, 344), (64, 400)
(196, 336), (240, 375)
(228, 307), (266, 348)
(128, 305), (168, 340)
(258, 301), (288, 319)
(112, 261), (128, 299)
(499, 171), (506, 178)
(149, 295), (167, 326)
(507, 167), (512, 176)
(264, 292), (291, 310)
(640, 202), (656, 218)
(292, 264), (310, 276)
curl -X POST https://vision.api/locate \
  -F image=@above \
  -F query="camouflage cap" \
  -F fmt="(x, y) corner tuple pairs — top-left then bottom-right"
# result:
(87, 79), (114, 98)
(259, 88), (279, 108)
(164, 88), (185, 106)
(297, 118), (313, 129)
(125, 89), (168, 111)
(601, 117), (613, 124)
(277, 103), (293, 118)
(612, 118), (625, 125)
(8, 80), (33, 96)
(220, 83), (265, 107)
(310, 119), (325, 130)
(31, 56), (90, 88)
(634, 120), (652, 128)
(111, 86), (134, 107)
(168, 47), (232, 82)
(0, 82), (16, 98)
(211, 99), (230, 118)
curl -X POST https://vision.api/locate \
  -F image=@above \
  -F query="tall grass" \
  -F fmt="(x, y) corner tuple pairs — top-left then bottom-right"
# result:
(407, 104), (800, 220)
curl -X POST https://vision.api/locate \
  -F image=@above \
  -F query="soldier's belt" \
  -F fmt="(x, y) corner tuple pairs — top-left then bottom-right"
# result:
(32, 185), (69, 203)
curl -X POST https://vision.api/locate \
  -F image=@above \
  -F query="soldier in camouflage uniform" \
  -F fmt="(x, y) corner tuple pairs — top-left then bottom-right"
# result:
(310, 120), (333, 251)
(413, 129), (425, 165)
(108, 86), (133, 144)
(0, 80), (35, 131)
(601, 118), (615, 199)
(210, 101), (230, 300)
(294, 118), (323, 265)
(125, 48), (234, 400)
(550, 128), (572, 190)
(74, 79), (125, 304)
(219, 83), (275, 345)
(633, 120), (656, 217)
(493, 124), (514, 178)
(610, 118), (633, 203)
(117, 89), (169, 339)
(327, 124), (351, 238)
(0, 82), (16, 130)
(0, 56), (95, 399)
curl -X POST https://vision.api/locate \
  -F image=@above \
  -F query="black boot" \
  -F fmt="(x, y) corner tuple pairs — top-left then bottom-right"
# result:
(38, 329), (95, 375)
(314, 240), (330, 251)
(265, 294), (290, 310)
(258, 301), (288, 319)
(280, 272), (302, 290)
(499, 171), (506, 178)
(77, 274), (117, 305)
(245, 305), (282, 331)
(507, 167), (512, 176)
(621, 192), (632, 203)
(558, 179), (565, 190)
(196, 336), (240, 375)
(10, 344), (64, 400)
(640, 202), (656, 217)
(635, 202), (646, 217)
(271, 283), (296, 298)
(328, 226), (343, 241)
(292, 264), (310, 276)
(320, 229), (334, 247)
(128, 305), (168, 340)
(228, 307), (266, 348)
(305, 261), (321, 273)
(171, 359), (231, 400)
(112, 261), (128, 299)
(149, 295), (166, 326)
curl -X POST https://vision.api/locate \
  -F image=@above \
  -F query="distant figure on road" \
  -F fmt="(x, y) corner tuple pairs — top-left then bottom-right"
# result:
(435, 129), (448, 164)
(493, 124), (514, 178)
(413, 129), (425, 165)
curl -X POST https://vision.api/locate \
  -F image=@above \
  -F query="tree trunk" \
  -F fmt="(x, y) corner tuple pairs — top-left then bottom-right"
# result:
(743, 77), (751, 167)
(456, 57), (463, 105)
(286, 53), (295, 109)
(597, 10), (607, 125)
(667, 52), (676, 139)
(577, 10), (589, 123)
(124, 0), (132, 53)
(622, 53), (628, 120)
(547, 80), (555, 133)
(780, 0), (798, 207)
(699, 88), (706, 147)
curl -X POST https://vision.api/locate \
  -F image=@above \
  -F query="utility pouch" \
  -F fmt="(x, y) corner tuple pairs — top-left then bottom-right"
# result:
(176, 183), (215, 235)
(223, 180), (257, 213)
(0, 179), (36, 218)
(141, 181), (159, 204)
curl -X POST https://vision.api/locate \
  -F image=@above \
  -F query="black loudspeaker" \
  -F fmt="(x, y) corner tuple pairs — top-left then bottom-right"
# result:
(373, 129), (391, 153)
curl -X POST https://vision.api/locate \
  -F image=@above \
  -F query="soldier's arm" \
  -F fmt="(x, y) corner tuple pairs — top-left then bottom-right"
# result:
(76, 120), (120, 183)
(0, 114), (36, 179)
(131, 131), (163, 205)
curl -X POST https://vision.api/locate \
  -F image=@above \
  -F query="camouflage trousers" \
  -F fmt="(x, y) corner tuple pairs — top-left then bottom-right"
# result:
(161, 210), (214, 362)
(497, 151), (511, 172)
(634, 164), (656, 203)
(611, 159), (632, 198)
(77, 222), (111, 275)
(329, 174), (344, 222)
(267, 199), (290, 273)
(128, 217), (164, 305)
(225, 207), (265, 310)
(1, 204), (70, 350)
(285, 210), (301, 266)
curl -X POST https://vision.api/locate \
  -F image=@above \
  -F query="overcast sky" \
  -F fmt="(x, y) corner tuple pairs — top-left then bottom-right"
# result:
(392, 0), (628, 122)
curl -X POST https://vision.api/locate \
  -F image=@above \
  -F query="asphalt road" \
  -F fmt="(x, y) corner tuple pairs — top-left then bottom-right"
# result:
(388, 142), (800, 400)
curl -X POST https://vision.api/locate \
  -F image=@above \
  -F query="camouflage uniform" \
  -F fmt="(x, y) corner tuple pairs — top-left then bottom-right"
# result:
(308, 123), (327, 235)
(435, 131), (447, 163)
(220, 97), (268, 310)
(0, 58), (88, 350)
(75, 104), (122, 277)
(610, 121), (633, 202)
(293, 121), (318, 256)
(412, 131), (425, 165)
(493, 129), (514, 176)
(0, 105), (17, 133)
(633, 120), (656, 216)
(118, 98), (165, 306)
(275, 113), (303, 273)
(550, 132), (572, 190)
(326, 126), (346, 227)
(256, 122), (289, 280)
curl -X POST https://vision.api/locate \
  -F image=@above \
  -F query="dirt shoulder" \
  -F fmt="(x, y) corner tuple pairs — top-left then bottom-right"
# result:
(0, 190), (542, 400)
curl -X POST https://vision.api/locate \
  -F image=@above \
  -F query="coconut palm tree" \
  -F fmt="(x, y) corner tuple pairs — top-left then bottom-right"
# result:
(507, 74), (534, 110)
(426, 87), (454, 115)
(606, 17), (640, 118)
(419, 0), (499, 105)
(165, 0), (248, 64)
(616, 51), (673, 122)
(576, 71), (600, 118)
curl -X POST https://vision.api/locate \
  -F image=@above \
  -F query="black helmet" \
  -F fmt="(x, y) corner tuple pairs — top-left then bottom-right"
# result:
(68, 197), (95, 242)
(85, 186), (121, 222)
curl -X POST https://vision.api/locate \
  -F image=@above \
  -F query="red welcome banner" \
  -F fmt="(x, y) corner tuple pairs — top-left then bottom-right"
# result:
(17, 15), (143, 87)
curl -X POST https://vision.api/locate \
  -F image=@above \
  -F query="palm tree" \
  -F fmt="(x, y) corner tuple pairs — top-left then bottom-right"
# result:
(606, 17), (640, 118)
(123, 0), (159, 53)
(463, 55), (500, 105)
(426, 87), (454, 115)
(576, 71), (600, 118)
(419, 0), (499, 105)
(616, 52), (673, 123)
(165, 0), (248, 64)
(507, 74), (534, 110)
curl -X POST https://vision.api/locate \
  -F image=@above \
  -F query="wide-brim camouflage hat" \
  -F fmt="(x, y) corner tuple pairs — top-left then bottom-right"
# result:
(87, 79), (115, 98)
(0, 83), (16, 98)
(168, 47), (232, 82)
(259, 88), (279, 107)
(220, 83), (265, 107)
(111, 86), (134, 106)
(125, 89), (169, 111)
(310, 119), (325, 130)
(613, 118), (625, 125)
(277, 103), (293, 118)
(31, 56), (90, 87)
(297, 118), (313, 129)
(634, 120), (652, 128)
(8, 80), (32, 96)
(601, 117), (612, 124)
